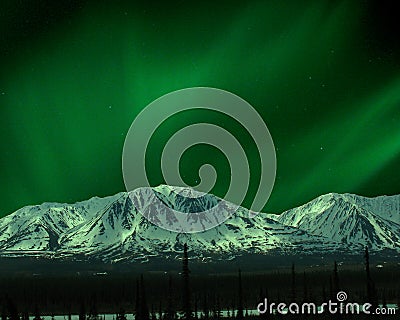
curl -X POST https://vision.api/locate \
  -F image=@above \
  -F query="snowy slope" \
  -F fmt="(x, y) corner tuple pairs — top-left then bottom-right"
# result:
(277, 193), (400, 251)
(0, 187), (399, 262)
(0, 193), (122, 251)
(56, 187), (332, 262)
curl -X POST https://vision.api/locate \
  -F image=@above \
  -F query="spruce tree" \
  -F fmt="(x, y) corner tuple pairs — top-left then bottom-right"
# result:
(328, 276), (333, 300)
(215, 294), (221, 320)
(140, 275), (150, 320)
(237, 269), (244, 320)
(182, 243), (191, 320)
(291, 263), (296, 303)
(322, 286), (327, 304)
(116, 308), (127, 320)
(302, 271), (308, 303)
(151, 304), (156, 320)
(135, 280), (140, 320)
(79, 300), (86, 320)
(7, 298), (19, 320)
(333, 261), (340, 294)
(382, 289), (387, 309)
(365, 247), (378, 309)
(202, 294), (209, 320)
(88, 294), (98, 320)
(193, 295), (198, 320)
(397, 287), (400, 314)
(165, 276), (175, 320)
(1, 303), (7, 320)
(158, 301), (163, 320)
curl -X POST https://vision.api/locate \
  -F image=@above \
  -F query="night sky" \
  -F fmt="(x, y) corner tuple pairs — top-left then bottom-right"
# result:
(1, 1), (399, 218)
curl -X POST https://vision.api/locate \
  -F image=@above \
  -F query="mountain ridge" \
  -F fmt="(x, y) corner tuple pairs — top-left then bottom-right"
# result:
(0, 186), (399, 263)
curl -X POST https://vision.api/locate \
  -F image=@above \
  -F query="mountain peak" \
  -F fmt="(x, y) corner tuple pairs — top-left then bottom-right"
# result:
(0, 187), (399, 263)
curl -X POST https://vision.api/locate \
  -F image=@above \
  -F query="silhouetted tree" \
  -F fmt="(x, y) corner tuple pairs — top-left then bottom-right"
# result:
(237, 269), (244, 320)
(1, 302), (7, 320)
(302, 271), (308, 303)
(137, 275), (150, 320)
(165, 276), (175, 320)
(193, 295), (198, 320)
(365, 247), (378, 309)
(202, 294), (209, 320)
(150, 305), (156, 320)
(116, 307), (127, 320)
(291, 263), (296, 303)
(88, 294), (98, 320)
(158, 301), (163, 320)
(79, 300), (86, 320)
(135, 280), (140, 320)
(215, 294), (221, 320)
(262, 288), (270, 320)
(328, 275), (333, 300)
(333, 261), (340, 294)
(232, 293), (236, 319)
(382, 289), (387, 309)
(182, 244), (191, 320)
(6, 297), (19, 320)
(322, 286), (327, 304)
(397, 287), (400, 314)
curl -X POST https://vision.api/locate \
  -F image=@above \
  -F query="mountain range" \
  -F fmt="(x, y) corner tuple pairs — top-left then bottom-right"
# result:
(0, 185), (399, 264)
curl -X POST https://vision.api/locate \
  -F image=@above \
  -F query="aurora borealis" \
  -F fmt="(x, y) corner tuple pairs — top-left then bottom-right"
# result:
(0, 1), (399, 218)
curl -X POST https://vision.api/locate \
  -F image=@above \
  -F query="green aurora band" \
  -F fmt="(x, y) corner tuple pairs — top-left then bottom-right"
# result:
(0, 1), (399, 217)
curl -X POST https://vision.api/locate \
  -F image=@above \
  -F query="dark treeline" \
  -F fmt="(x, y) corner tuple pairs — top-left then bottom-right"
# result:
(0, 246), (399, 319)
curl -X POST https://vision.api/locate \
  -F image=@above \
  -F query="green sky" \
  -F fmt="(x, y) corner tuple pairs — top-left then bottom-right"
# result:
(0, 1), (399, 217)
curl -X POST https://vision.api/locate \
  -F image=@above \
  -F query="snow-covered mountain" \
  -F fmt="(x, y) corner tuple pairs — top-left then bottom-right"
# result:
(0, 186), (399, 263)
(276, 193), (400, 251)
